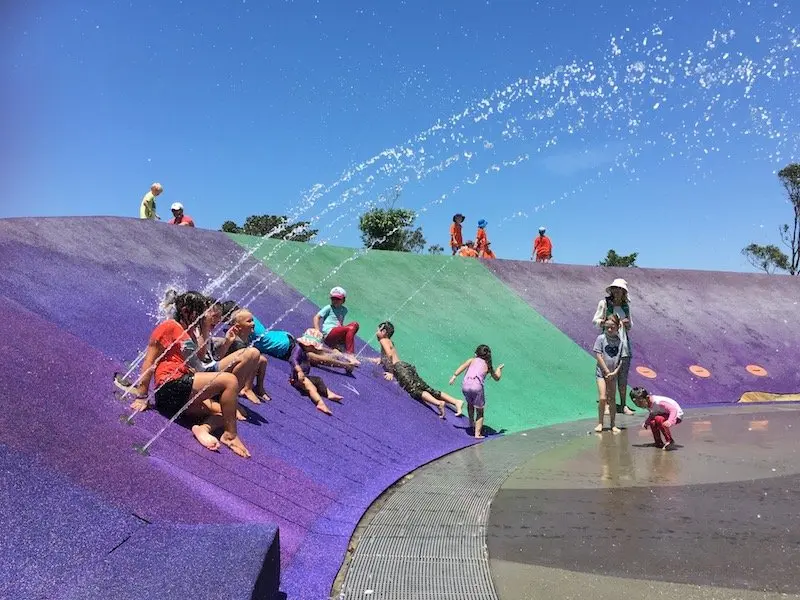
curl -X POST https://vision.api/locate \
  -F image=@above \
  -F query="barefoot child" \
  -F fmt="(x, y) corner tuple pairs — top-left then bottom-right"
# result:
(594, 314), (628, 433)
(289, 329), (343, 415)
(449, 344), (503, 438)
(313, 286), (361, 355)
(127, 291), (254, 458)
(374, 321), (464, 418)
(630, 387), (684, 450)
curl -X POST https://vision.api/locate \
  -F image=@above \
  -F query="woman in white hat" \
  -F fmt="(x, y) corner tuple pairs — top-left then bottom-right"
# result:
(592, 278), (634, 415)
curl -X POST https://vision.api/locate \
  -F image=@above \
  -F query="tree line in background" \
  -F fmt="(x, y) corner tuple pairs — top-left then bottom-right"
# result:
(742, 163), (800, 275)
(218, 163), (800, 275)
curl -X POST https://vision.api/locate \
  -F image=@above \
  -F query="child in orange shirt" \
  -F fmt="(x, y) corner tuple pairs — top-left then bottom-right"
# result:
(480, 241), (496, 259)
(475, 219), (489, 255)
(450, 213), (465, 255)
(458, 241), (479, 257)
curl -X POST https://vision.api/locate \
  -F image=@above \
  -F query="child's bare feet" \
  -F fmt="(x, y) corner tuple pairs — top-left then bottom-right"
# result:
(474, 432), (485, 439)
(254, 387), (271, 402)
(611, 426), (621, 434)
(594, 424), (603, 433)
(220, 432), (251, 458)
(236, 408), (247, 421)
(438, 403), (446, 419)
(316, 402), (333, 415)
(242, 389), (262, 404)
(191, 425), (221, 451)
(327, 391), (344, 403)
(453, 398), (464, 417)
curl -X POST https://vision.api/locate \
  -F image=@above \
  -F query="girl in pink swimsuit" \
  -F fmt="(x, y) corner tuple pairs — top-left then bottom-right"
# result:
(450, 345), (504, 438)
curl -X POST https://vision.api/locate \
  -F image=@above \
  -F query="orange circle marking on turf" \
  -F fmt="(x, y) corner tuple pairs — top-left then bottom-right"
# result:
(636, 366), (658, 379)
(746, 364), (768, 377)
(689, 365), (711, 378)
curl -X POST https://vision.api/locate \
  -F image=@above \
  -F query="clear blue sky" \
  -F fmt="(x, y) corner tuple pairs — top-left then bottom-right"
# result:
(2, 0), (798, 272)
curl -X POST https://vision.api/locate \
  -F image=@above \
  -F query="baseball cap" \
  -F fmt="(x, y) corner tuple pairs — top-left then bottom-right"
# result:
(329, 286), (346, 299)
(171, 202), (184, 211)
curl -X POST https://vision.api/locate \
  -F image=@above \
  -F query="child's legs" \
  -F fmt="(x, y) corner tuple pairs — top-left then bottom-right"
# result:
(191, 372), (240, 437)
(474, 407), (485, 437)
(419, 390), (446, 414)
(343, 322), (360, 354)
(606, 379), (617, 426)
(256, 355), (268, 389)
(438, 390), (464, 412)
(323, 326), (349, 350)
(651, 415), (673, 444)
(467, 403), (475, 424)
(218, 348), (260, 389)
(596, 377), (609, 423)
(617, 357), (631, 407)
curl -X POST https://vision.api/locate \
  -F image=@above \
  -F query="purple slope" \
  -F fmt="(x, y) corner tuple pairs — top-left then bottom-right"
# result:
(485, 260), (800, 406)
(0, 217), (474, 600)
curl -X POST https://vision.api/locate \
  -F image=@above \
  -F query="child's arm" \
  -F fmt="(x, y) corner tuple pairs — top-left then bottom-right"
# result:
(491, 364), (504, 381)
(131, 341), (160, 410)
(449, 358), (473, 385)
(595, 352), (613, 378)
(313, 305), (330, 332)
(664, 402), (679, 427)
(378, 338), (396, 380)
(216, 325), (240, 357)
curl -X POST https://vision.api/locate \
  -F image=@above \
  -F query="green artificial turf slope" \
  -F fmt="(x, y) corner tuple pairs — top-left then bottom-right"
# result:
(230, 234), (597, 433)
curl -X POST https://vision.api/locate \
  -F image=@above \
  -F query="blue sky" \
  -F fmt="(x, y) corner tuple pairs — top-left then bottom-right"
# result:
(2, 0), (798, 272)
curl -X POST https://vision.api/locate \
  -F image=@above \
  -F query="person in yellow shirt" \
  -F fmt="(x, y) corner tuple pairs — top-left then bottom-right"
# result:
(139, 183), (163, 220)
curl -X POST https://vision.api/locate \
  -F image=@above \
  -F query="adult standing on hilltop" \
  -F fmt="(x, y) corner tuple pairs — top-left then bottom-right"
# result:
(139, 183), (163, 220)
(592, 278), (635, 415)
(532, 226), (552, 262)
(168, 202), (195, 227)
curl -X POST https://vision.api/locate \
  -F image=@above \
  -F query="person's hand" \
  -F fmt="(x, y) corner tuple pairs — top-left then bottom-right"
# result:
(663, 421), (671, 428)
(383, 372), (394, 381)
(297, 371), (305, 383)
(497, 364), (505, 370)
(225, 325), (240, 343)
(622, 318), (631, 329)
(449, 375), (457, 385)
(643, 422), (649, 429)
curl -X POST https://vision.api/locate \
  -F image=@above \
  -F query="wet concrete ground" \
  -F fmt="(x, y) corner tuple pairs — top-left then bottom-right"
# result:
(488, 408), (800, 599)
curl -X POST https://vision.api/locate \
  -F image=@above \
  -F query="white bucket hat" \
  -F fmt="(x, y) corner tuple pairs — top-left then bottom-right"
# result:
(606, 278), (629, 294)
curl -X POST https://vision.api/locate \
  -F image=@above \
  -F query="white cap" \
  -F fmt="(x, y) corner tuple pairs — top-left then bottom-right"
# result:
(329, 286), (346, 298)
(170, 202), (184, 211)
(538, 226), (546, 232)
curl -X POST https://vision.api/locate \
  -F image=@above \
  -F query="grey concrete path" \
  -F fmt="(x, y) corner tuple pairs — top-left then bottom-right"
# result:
(339, 404), (800, 600)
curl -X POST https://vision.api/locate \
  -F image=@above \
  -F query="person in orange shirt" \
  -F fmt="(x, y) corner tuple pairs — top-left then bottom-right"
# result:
(480, 241), (496, 259)
(532, 226), (553, 263)
(450, 213), (465, 255)
(458, 240), (479, 257)
(475, 219), (489, 255)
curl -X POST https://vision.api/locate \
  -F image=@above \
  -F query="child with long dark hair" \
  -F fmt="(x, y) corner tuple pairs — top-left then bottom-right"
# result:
(450, 345), (504, 438)
(629, 387), (684, 450)
(129, 291), (258, 458)
(593, 314), (627, 433)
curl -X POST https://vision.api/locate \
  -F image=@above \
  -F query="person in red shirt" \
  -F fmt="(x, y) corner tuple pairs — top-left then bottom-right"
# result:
(168, 202), (195, 227)
(450, 214), (465, 255)
(480, 241), (496, 259)
(532, 226), (553, 262)
(475, 219), (489, 255)
(127, 291), (257, 458)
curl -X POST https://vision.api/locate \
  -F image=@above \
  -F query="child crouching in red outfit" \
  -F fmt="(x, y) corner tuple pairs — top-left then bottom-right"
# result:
(630, 387), (684, 451)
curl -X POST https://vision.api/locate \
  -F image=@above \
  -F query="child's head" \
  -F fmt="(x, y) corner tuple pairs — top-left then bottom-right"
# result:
(329, 286), (346, 306)
(629, 387), (650, 408)
(465, 240), (474, 248)
(297, 328), (324, 351)
(171, 291), (209, 326)
(151, 182), (163, 196)
(538, 226), (546, 236)
(604, 314), (622, 335)
(377, 321), (395, 339)
(232, 309), (255, 336)
(475, 344), (494, 371)
(478, 219), (488, 229)
(206, 298), (222, 328)
(453, 213), (465, 224)
(219, 300), (240, 325)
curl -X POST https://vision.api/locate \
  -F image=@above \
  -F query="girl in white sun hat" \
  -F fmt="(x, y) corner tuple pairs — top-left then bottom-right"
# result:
(592, 278), (634, 415)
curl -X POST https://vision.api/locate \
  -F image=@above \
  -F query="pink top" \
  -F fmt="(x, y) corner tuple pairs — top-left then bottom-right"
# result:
(648, 395), (684, 426)
(464, 357), (488, 386)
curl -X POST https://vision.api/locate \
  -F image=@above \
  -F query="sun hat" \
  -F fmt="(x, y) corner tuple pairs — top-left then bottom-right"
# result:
(538, 226), (546, 233)
(170, 202), (184, 211)
(477, 219), (488, 228)
(297, 328), (324, 350)
(452, 213), (466, 222)
(329, 286), (346, 299)
(606, 278), (629, 294)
